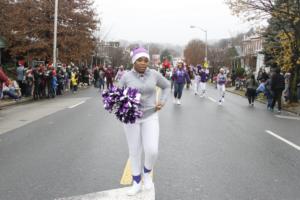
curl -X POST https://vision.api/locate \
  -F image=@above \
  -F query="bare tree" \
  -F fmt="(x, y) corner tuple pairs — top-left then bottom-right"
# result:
(184, 39), (206, 66)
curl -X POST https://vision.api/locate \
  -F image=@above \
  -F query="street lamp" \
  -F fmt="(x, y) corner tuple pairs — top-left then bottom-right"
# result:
(53, 0), (58, 68)
(190, 25), (208, 63)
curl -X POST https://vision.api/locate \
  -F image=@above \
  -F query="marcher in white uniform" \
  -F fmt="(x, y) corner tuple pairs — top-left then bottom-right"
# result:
(217, 68), (227, 105)
(193, 64), (201, 95)
(199, 67), (209, 97)
(119, 47), (170, 196)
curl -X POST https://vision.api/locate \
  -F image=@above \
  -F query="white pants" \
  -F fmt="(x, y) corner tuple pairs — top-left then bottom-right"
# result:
(194, 75), (200, 94)
(217, 84), (225, 101)
(200, 82), (206, 95)
(123, 113), (159, 176)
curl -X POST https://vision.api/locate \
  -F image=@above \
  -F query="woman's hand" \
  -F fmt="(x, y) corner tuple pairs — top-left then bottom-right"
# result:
(155, 102), (164, 111)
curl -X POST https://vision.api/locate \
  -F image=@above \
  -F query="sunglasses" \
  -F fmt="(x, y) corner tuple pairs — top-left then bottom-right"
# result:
(137, 57), (149, 63)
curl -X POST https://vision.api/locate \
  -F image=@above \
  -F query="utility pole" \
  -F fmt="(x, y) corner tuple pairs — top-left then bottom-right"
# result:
(53, 0), (58, 68)
(190, 25), (208, 64)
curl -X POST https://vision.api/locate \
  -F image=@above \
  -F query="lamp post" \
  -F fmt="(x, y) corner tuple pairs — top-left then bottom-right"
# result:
(190, 25), (208, 63)
(53, 0), (58, 68)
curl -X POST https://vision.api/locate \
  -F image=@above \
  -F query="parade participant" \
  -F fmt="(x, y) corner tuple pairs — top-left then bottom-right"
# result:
(193, 64), (201, 95)
(115, 65), (125, 82)
(170, 66), (176, 91)
(199, 65), (209, 97)
(119, 47), (170, 196)
(98, 66), (105, 90)
(104, 65), (114, 89)
(186, 64), (193, 90)
(161, 57), (171, 77)
(217, 68), (227, 105)
(172, 60), (190, 105)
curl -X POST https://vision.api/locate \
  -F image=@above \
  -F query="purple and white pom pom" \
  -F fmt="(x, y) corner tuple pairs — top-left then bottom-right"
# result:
(102, 86), (143, 124)
(102, 86), (123, 112)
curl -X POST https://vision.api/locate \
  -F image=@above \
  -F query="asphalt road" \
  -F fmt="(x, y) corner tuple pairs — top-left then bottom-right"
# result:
(0, 85), (299, 200)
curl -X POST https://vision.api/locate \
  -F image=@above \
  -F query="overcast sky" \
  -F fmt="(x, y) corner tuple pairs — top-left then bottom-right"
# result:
(95, 0), (254, 46)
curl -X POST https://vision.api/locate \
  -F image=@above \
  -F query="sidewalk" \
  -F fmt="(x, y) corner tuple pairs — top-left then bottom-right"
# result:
(0, 86), (90, 109)
(226, 86), (300, 116)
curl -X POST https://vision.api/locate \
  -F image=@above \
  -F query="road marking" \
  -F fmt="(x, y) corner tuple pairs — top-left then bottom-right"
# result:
(55, 187), (155, 200)
(208, 96), (217, 103)
(120, 159), (154, 185)
(275, 115), (300, 121)
(120, 159), (132, 185)
(266, 130), (300, 151)
(68, 101), (86, 109)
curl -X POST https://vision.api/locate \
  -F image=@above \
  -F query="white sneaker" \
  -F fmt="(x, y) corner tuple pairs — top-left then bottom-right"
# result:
(173, 98), (177, 104)
(221, 98), (225, 102)
(218, 100), (222, 105)
(127, 181), (142, 196)
(143, 173), (154, 190)
(177, 99), (181, 105)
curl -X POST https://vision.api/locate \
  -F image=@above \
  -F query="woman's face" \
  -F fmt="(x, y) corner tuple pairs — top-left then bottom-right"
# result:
(177, 63), (183, 69)
(134, 57), (149, 73)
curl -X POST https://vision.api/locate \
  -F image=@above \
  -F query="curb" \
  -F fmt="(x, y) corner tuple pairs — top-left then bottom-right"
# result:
(226, 88), (300, 116)
(0, 97), (33, 109)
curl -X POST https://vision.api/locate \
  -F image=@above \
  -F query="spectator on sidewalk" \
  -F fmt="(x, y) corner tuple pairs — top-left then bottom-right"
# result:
(270, 65), (285, 113)
(297, 79), (300, 102)
(260, 69), (269, 82)
(283, 70), (291, 102)
(16, 64), (26, 96)
(2, 79), (21, 100)
(246, 74), (258, 106)
(25, 66), (34, 96)
(0, 66), (10, 99)
(71, 69), (79, 93)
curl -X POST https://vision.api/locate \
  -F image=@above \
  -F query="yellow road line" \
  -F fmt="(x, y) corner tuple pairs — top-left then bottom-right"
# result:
(120, 159), (132, 185)
(120, 159), (154, 185)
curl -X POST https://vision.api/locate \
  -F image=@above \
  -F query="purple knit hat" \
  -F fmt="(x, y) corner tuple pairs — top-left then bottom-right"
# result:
(131, 47), (150, 64)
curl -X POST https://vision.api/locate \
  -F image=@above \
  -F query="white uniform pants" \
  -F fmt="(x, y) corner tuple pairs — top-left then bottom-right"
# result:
(123, 113), (159, 176)
(200, 82), (206, 96)
(217, 84), (225, 101)
(194, 75), (200, 94)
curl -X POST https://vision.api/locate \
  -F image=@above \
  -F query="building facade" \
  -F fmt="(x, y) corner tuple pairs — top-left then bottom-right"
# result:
(241, 33), (266, 75)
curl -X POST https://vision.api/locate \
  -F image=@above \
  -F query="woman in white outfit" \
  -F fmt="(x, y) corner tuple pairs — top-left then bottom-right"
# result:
(217, 68), (227, 105)
(193, 64), (202, 95)
(119, 47), (170, 196)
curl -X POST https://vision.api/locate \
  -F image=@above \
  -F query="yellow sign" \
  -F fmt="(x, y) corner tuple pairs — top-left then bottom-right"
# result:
(204, 62), (209, 68)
